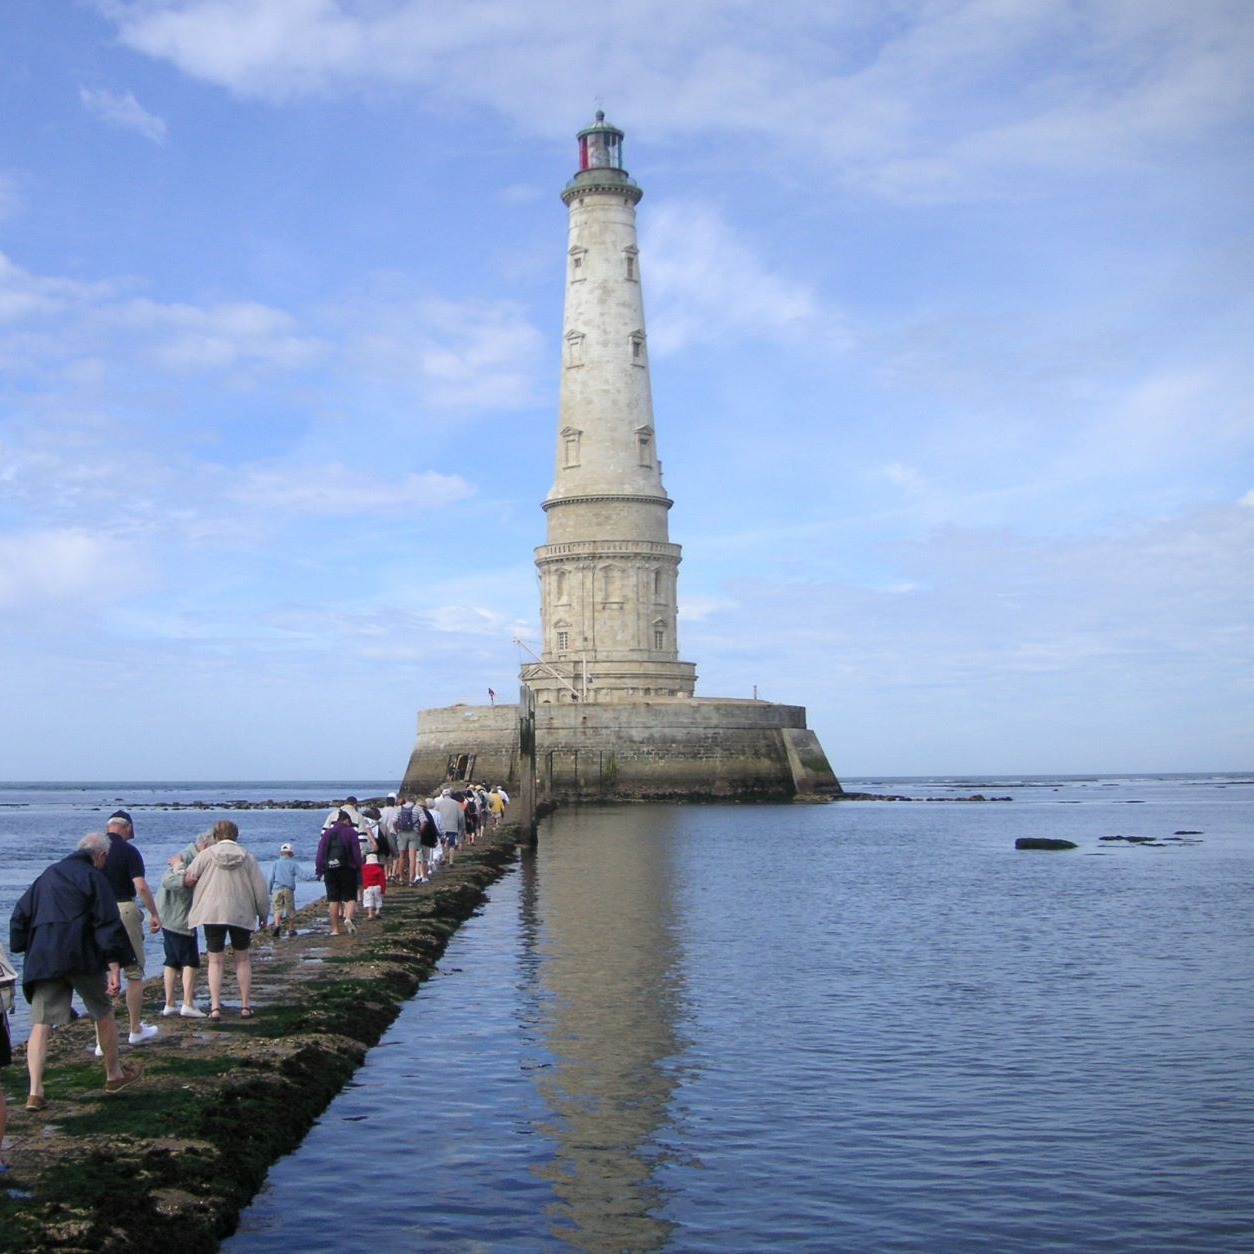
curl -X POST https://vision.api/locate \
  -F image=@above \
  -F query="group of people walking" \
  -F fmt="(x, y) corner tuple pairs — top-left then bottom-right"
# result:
(314, 785), (508, 934)
(0, 784), (508, 1144)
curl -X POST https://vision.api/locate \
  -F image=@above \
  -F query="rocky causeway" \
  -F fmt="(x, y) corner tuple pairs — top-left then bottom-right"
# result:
(0, 826), (521, 1252)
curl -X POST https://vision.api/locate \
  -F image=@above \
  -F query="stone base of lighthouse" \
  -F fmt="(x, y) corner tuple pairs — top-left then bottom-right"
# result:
(401, 697), (842, 802)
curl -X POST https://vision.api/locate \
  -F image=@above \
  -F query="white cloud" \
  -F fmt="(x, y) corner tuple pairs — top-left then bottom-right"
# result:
(0, 529), (143, 611)
(228, 463), (473, 516)
(347, 293), (545, 411)
(0, 253), (320, 382)
(1, 251), (543, 416)
(643, 201), (830, 355)
(117, 298), (324, 371)
(96, 1), (1254, 202)
(0, 253), (125, 329)
(79, 86), (169, 144)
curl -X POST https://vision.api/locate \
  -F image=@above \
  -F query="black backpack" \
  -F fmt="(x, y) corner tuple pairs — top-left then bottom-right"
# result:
(419, 808), (440, 847)
(323, 827), (348, 870)
(397, 803), (415, 832)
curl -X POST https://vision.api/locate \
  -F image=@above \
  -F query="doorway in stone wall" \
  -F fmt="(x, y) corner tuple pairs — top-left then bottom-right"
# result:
(447, 752), (476, 782)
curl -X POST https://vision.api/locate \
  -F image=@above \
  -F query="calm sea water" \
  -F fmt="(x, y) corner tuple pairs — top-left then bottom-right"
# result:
(213, 773), (1254, 1252)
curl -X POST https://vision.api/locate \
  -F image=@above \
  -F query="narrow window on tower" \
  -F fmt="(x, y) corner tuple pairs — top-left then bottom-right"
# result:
(564, 331), (585, 369)
(629, 330), (646, 366)
(636, 425), (654, 467)
(557, 630), (570, 652)
(561, 426), (582, 467)
(623, 246), (638, 281)
(569, 246), (587, 283)
(654, 626), (666, 651)
(653, 568), (662, 600)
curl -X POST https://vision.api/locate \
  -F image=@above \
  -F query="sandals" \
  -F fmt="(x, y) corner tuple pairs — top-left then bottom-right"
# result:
(209, 1007), (222, 1020)
(240, 1007), (254, 1019)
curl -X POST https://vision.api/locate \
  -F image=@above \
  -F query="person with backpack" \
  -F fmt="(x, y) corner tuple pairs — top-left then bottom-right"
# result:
(415, 801), (442, 884)
(378, 794), (400, 882)
(393, 796), (419, 885)
(434, 789), (464, 866)
(315, 810), (363, 936)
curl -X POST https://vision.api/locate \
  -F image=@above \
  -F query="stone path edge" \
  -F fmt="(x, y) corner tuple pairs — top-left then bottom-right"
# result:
(0, 828), (522, 1253)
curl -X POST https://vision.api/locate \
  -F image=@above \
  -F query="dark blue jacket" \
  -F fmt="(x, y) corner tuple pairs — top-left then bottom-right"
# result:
(9, 849), (136, 1001)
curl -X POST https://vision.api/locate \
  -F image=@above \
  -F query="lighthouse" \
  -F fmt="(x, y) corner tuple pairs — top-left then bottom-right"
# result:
(522, 112), (696, 705)
(401, 116), (841, 802)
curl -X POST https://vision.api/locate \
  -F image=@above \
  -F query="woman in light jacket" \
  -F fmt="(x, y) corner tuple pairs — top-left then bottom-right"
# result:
(184, 820), (269, 1019)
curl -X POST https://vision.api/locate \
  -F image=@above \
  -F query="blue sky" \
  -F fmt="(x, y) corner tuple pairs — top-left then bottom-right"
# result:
(1, 0), (1251, 780)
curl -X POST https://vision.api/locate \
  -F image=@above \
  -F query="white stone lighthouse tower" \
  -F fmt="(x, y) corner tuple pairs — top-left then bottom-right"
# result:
(402, 115), (840, 802)
(522, 112), (697, 704)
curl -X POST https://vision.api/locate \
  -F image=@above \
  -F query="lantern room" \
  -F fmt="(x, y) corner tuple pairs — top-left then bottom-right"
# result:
(577, 111), (624, 171)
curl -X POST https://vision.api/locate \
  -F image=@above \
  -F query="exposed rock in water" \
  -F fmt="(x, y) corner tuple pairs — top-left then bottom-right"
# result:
(1015, 837), (1078, 851)
(836, 793), (1013, 803)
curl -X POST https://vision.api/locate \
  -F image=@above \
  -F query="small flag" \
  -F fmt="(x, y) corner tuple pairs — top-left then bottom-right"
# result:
(488, 688), (496, 705)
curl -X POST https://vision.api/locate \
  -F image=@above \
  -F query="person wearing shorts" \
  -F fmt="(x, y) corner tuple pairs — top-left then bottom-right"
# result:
(101, 810), (162, 1046)
(268, 843), (304, 938)
(394, 799), (422, 885)
(434, 790), (464, 866)
(156, 833), (212, 1018)
(10, 833), (144, 1109)
(184, 821), (270, 1019)
(316, 811), (364, 936)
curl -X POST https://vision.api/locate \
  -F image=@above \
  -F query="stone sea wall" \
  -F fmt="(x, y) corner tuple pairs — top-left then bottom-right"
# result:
(403, 698), (842, 802)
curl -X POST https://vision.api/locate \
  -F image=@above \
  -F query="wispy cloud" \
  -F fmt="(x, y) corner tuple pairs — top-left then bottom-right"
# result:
(643, 201), (831, 355)
(0, 528), (144, 613)
(344, 291), (545, 411)
(79, 86), (169, 144)
(688, 497), (1254, 769)
(227, 463), (473, 517)
(98, 1), (1254, 202)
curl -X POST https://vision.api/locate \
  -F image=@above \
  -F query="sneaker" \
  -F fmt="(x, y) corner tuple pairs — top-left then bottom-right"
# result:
(128, 1023), (159, 1046)
(179, 1004), (206, 1018)
(160, 1005), (180, 1017)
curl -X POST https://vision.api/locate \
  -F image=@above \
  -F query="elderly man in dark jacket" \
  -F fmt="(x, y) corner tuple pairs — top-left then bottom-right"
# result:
(10, 833), (143, 1109)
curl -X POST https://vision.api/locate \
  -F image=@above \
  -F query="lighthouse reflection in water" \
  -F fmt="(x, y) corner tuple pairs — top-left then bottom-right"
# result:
(229, 780), (1254, 1251)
